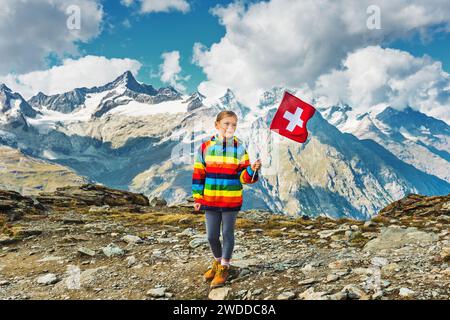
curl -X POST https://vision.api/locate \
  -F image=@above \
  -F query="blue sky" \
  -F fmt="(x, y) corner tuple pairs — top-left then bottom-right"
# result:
(76, 0), (230, 93)
(70, 0), (450, 94)
(391, 33), (450, 74)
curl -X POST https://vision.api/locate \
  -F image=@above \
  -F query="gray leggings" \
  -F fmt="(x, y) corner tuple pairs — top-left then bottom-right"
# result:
(205, 210), (238, 260)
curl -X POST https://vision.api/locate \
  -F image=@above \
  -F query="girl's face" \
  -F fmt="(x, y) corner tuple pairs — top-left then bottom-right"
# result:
(215, 116), (237, 139)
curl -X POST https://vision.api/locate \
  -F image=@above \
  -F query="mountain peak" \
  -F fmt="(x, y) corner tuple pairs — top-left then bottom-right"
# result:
(99, 70), (160, 96)
(185, 91), (206, 112)
(0, 83), (12, 92)
(188, 91), (206, 100)
(110, 71), (139, 88)
(219, 89), (238, 106)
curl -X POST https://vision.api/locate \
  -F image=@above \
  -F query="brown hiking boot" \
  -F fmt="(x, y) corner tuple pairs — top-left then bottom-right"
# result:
(204, 259), (220, 282)
(210, 264), (229, 288)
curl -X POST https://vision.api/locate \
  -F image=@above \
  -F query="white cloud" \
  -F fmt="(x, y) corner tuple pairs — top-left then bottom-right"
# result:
(314, 46), (450, 123)
(1, 56), (142, 99)
(193, 0), (450, 107)
(0, 0), (104, 75)
(121, 0), (135, 7)
(122, 19), (132, 28)
(139, 0), (190, 13)
(159, 51), (190, 92)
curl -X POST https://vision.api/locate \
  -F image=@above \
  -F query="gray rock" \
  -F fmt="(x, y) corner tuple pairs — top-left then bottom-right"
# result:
(150, 197), (167, 207)
(126, 255), (137, 267)
(237, 289), (248, 296)
(121, 235), (142, 245)
(189, 237), (208, 248)
(147, 287), (167, 298)
(36, 273), (59, 285)
(364, 226), (439, 252)
(176, 228), (197, 237)
(79, 267), (107, 287)
(252, 288), (263, 296)
(37, 184), (149, 207)
(317, 229), (345, 239)
(364, 221), (377, 228)
(371, 257), (388, 267)
(0, 280), (10, 286)
(341, 284), (369, 300)
(399, 287), (415, 298)
(325, 274), (340, 283)
(277, 291), (296, 300)
(102, 244), (124, 257)
(232, 258), (259, 269)
(298, 287), (327, 300)
(208, 287), (231, 300)
(326, 291), (348, 300)
(78, 247), (96, 257)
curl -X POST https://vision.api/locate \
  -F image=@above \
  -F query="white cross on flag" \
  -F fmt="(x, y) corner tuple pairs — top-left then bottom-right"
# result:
(269, 91), (316, 143)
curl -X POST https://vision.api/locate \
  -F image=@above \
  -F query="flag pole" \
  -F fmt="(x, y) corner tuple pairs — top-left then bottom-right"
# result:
(250, 142), (260, 183)
(251, 168), (257, 182)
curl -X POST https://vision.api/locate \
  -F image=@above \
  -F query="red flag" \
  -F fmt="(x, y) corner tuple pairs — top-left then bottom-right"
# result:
(269, 91), (316, 143)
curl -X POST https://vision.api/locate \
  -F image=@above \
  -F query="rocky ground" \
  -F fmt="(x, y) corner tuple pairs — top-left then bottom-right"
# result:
(0, 184), (449, 300)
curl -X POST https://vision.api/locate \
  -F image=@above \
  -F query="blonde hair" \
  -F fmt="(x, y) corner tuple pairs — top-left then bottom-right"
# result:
(215, 110), (238, 124)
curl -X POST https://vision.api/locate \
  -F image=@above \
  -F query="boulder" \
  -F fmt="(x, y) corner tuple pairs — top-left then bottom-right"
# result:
(121, 235), (143, 245)
(147, 287), (167, 298)
(0, 190), (46, 221)
(36, 273), (59, 285)
(36, 184), (149, 207)
(363, 226), (439, 252)
(277, 291), (296, 300)
(150, 197), (167, 207)
(102, 244), (124, 257)
(379, 194), (450, 217)
(208, 287), (232, 300)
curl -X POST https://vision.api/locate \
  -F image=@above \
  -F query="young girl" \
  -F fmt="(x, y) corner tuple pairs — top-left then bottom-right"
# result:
(192, 110), (261, 288)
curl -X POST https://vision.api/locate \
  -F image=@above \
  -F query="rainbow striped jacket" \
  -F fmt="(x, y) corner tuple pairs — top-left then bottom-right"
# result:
(192, 133), (259, 211)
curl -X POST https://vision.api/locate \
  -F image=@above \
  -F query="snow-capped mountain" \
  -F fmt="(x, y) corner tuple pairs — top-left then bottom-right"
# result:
(129, 100), (449, 219)
(185, 91), (206, 112)
(322, 104), (450, 183)
(214, 89), (252, 121)
(28, 71), (183, 119)
(0, 72), (449, 219)
(0, 84), (40, 129)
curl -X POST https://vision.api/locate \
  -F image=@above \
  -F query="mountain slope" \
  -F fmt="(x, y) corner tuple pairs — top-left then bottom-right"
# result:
(0, 84), (39, 129)
(0, 145), (88, 195)
(322, 105), (450, 183)
(1, 76), (449, 219)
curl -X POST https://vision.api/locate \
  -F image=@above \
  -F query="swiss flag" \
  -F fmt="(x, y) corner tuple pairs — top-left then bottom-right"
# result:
(269, 91), (316, 143)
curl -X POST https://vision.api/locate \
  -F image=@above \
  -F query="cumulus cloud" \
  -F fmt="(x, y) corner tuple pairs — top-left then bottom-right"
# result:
(159, 51), (190, 92)
(122, 0), (190, 13)
(0, 0), (104, 75)
(314, 46), (450, 123)
(0, 56), (142, 99)
(193, 0), (450, 107)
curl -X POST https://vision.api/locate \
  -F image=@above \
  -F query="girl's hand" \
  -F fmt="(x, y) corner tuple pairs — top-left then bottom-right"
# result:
(251, 159), (262, 172)
(194, 203), (201, 211)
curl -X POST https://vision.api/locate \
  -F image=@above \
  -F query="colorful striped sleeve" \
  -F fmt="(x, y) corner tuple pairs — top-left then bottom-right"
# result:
(192, 143), (207, 203)
(238, 148), (259, 184)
